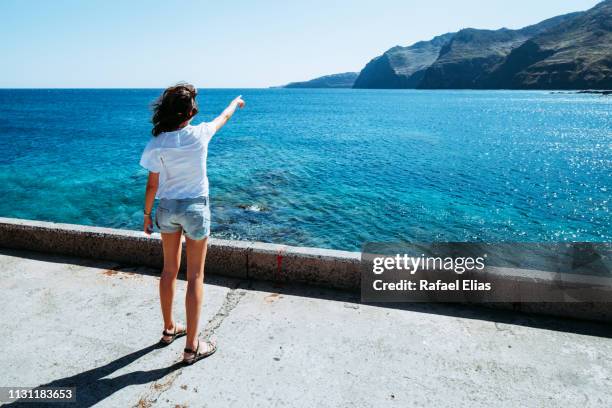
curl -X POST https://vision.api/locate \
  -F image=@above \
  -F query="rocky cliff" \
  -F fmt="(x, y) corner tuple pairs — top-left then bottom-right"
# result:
(352, 0), (611, 90)
(353, 33), (454, 89)
(418, 13), (579, 88)
(487, 0), (612, 89)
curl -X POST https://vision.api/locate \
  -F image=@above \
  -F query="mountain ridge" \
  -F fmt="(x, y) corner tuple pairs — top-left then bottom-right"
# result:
(417, 12), (581, 89)
(279, 72), (358, 88)
(353, 33), (454, 89)
(486, 0), (612, 89)
(283, 1), (611, 90)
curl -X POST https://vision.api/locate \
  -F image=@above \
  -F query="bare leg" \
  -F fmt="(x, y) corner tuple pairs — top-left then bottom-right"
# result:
(160, 231), (183, 334)
(184, 236), (208, 350)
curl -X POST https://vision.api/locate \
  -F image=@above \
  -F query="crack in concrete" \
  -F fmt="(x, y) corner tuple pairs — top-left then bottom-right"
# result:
(135, 369), (184, 408)
(133, 283), (245, 407)
(203, 283), (246, 339)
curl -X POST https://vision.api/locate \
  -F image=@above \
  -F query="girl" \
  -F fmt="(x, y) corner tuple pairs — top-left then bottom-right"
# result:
(140, 83), (245, 365)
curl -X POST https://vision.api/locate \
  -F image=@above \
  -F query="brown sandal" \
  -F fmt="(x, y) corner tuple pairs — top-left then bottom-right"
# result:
(159, 324), (187, 346)
(183, 339), (217, 365)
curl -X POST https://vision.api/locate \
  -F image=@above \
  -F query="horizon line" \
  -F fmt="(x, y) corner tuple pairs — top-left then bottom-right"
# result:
(0, 86), (276, 90)
(0, 88), (601, 92)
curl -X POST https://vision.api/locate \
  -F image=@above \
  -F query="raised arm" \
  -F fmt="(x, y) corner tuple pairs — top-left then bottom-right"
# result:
(211, 95), (245, 132)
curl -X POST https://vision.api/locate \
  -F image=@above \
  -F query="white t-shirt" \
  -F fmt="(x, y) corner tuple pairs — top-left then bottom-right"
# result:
(139, 122), (217, 199)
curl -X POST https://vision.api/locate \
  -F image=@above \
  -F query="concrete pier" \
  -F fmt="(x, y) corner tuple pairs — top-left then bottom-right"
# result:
(0, 217), (610, 323)
(0, 249), (611, 407)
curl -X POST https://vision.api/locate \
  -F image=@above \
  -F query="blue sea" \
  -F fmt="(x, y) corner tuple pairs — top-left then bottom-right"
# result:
(0, 89), (610, 250)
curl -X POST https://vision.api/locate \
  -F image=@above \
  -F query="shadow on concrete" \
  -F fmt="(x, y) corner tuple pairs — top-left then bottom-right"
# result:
(4, 342), (182, 407)
(0, 248), (164, 279)
(242, 279), (612, 340)
(4, 248), (612, 340)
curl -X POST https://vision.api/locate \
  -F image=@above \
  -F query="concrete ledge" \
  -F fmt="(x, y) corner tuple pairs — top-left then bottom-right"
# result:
(472, 266), (612, 322)
(0, 217), (361, 290)
(1, 217), (610, 323)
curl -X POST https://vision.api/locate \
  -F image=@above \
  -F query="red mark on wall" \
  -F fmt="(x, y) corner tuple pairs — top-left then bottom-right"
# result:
(276, 247), (287, 283)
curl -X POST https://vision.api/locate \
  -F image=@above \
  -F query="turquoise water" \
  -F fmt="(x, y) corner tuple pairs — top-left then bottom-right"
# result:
(0, 89), (610, 250)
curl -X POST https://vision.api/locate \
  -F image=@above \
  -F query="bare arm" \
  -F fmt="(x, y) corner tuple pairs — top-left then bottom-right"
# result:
(211, 95), (245, 132)
(143, 172), (159, 234)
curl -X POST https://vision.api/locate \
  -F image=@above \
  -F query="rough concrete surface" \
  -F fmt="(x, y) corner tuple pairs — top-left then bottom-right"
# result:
(1, 249), (612, 407)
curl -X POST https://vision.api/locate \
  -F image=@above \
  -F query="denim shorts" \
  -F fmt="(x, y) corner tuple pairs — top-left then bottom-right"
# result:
(155, 196), (211, 240)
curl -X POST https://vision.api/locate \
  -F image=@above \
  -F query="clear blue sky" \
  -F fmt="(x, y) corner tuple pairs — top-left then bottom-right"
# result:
(0, 0), (601, 88)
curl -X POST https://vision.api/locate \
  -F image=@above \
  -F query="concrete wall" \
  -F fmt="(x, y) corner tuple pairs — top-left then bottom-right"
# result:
(0, 217), (361, 290)
(0, 217), (610, 323)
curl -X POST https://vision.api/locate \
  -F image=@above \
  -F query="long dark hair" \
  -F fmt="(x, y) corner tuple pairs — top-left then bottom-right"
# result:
(151, 83), (199, 136)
